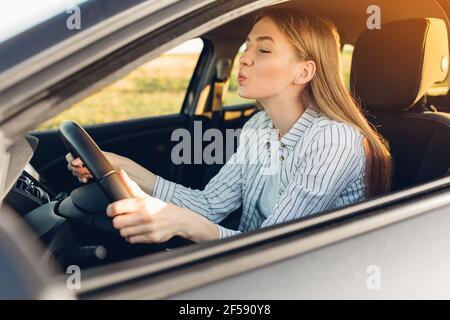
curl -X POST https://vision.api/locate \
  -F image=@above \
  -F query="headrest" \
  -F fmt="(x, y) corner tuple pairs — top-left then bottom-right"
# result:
(350, 18), (449, 111)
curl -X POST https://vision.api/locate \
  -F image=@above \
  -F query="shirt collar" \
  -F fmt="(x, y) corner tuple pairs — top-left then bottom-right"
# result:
(268, 105), (320, 149)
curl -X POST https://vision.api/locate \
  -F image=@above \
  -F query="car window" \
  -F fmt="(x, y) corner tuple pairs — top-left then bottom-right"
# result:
(341, 44), (354, 89)
(37, 38), (204, 130)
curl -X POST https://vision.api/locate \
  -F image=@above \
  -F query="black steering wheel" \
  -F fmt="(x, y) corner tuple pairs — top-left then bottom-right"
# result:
(56, 121), (191, 251)
(58, 121), (132, 202)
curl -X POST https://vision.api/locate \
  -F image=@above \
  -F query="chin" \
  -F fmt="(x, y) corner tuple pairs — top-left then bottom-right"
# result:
(237, 87), (256, 100)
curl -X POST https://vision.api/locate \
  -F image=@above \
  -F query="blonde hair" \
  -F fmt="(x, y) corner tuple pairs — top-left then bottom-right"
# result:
(253, 8), (393, 197)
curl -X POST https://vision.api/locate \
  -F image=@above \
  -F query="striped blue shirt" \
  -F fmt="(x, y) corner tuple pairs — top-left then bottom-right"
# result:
(152, 105), (367, 239)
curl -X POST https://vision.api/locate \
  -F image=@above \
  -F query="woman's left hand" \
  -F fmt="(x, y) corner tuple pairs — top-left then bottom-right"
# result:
(106, 170), (219, 244)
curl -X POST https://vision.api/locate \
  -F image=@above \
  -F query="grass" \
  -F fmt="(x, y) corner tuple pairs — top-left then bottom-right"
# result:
(37, 49), (353, 130)
(38, 53), (199, 130)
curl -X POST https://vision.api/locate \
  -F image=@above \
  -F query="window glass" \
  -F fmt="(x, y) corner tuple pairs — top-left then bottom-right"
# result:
(341, 44), (354, 89)
(38, 38), (204, 130)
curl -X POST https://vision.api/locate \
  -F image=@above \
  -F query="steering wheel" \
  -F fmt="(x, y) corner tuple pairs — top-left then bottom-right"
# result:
(56, 121), (191, 251)
(58, 121), (132, 202)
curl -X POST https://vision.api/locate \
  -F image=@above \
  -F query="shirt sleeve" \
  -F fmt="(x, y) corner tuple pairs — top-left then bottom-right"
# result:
(151, 112), (262, 225)
(216, 123), (366, 239)
(152, 151), (243, 224)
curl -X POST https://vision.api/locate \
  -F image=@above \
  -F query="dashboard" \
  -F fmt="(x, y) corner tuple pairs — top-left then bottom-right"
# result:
(5, 166), (56, 216)
(2, 135), (69, 216)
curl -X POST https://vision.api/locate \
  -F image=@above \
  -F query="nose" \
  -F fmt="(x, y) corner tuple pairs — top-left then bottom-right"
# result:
(239, 50), (253, 67)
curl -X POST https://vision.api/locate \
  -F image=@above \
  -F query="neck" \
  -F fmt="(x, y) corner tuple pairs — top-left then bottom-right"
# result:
(259, 95), (307, 137)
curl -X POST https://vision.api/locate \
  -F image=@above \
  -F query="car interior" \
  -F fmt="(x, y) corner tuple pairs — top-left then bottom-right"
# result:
(2, 0), (450, 271)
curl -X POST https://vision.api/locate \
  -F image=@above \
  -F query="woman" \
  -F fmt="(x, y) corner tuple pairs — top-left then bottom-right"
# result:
(67, 9), (393, 244)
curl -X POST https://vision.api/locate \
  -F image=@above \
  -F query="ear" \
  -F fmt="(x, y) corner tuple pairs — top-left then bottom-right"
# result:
(293, 60), (316, 85)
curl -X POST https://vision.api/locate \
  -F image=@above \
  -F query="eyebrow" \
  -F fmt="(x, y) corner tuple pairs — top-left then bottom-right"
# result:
(246, 36), (275, 43)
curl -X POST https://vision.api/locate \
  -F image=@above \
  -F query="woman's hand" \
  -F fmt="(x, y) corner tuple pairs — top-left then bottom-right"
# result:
(66, 151), (122, 183)
(66, 151), (157, 194)
(106, 170), (219, 244)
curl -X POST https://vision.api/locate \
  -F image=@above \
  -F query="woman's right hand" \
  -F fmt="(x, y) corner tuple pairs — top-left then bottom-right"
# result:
(66, 151), (118, 183)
